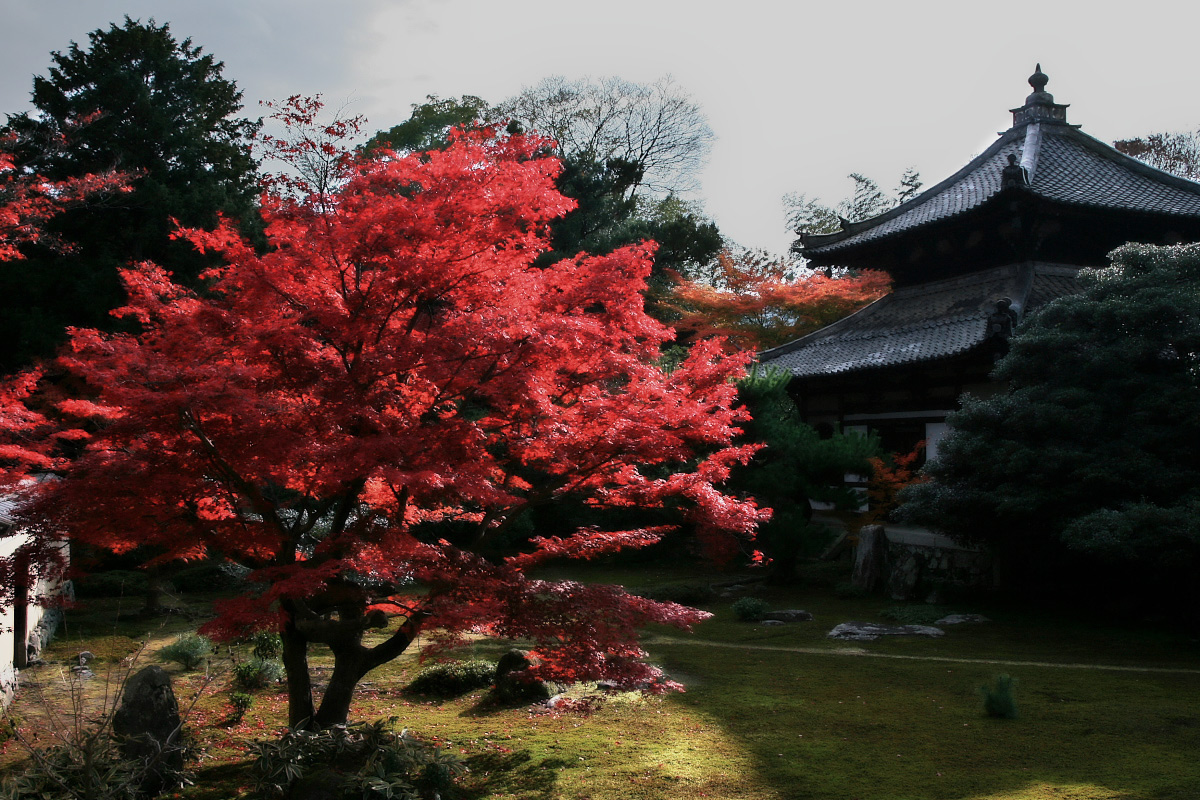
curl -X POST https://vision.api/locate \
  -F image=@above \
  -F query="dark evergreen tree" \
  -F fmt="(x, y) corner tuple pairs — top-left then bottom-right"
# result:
(734, 368), (877, 584)
(900, 243), (1200, 609)
(1, 17), (260, 371)
(363, 94), (489, 155)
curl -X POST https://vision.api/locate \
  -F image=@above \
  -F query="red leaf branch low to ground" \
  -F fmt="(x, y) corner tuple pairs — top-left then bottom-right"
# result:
(0, 99), (767, 728)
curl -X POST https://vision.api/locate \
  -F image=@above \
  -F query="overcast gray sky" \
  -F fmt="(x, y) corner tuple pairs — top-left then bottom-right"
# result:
(4, 0), (1197, 256)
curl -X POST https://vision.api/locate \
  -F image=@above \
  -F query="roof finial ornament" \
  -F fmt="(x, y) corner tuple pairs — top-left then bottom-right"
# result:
(1029, 64), (1049, 94)
(1011, 63), (1068, 127)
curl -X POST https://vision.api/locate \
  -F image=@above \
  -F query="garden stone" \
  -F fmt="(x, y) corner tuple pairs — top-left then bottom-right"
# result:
(494, 649), (562, 703)
(761, 619), (785, 626)
(935, 614), (991, 625)
(888, 551), (924, 601)
(764, 609), (813, 622)
(827, 621), (945, 641)
(852, 524), (886, 591)
(76, 650), (94, 666)
(112, 664), (184, 795)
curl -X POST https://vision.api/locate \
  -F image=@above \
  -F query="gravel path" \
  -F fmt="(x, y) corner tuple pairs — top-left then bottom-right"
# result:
(644, 634), (1200, 675)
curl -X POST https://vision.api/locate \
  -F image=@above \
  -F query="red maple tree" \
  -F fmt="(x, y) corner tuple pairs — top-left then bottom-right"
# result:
(0, 100), (766, 728)
(669, 249), (890, 351)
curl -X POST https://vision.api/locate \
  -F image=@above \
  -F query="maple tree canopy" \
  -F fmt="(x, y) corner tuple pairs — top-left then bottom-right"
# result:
(0, 101), (766, 725)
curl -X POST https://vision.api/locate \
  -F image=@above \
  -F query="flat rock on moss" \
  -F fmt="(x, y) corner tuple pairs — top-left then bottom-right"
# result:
(827, 622), (944, 641)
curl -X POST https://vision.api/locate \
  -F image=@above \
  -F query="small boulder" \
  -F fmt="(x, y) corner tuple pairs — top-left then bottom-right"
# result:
(112, 665), (184, 794)
(494, 649), (562, 703)
(935, 614), (991, 625)
(760, 619), (786, 626)
(827, 621), (944, 641)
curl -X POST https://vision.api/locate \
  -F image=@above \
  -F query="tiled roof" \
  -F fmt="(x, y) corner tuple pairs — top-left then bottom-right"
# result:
(759, 264), (1078, 378)
(803, 123), (1200, 257)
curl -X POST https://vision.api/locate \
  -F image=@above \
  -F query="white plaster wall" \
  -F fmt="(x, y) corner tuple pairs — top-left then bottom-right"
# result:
(0, 532), (68, 708)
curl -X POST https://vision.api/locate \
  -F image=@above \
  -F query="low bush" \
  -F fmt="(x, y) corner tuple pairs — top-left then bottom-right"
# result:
(250, 632), (282, 661)
(833, 581), (872, 599)
(172, 560), (251, 593)
(635, 583), (716, 605)
(229, 692), (254, 723)
(0, 714), (19, 746)
(251, 719), (465, 799)
(879, 605), (952, 626)
(0, 728), (192, 800)
(72, 570), (149, 598)
(234, 658), (284, 691)
(159, 633), (213, 671)
(981, 674), (1019, 719)
(405, 660), (497, 698)
(731, 597), (770, 622)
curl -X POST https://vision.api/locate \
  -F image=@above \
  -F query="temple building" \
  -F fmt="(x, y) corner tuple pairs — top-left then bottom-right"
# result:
(760, 66), (1200, 460)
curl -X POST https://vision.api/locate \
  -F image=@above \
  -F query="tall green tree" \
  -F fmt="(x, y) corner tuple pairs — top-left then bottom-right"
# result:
(900, 243), (1200, 608)
(783, 167), (923, 242)
(735, 368), (877, 583)
(363, 94), (489, 155)
(0, 17), (260, 371)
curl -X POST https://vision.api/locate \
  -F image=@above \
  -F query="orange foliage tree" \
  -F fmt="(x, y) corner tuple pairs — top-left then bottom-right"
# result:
(668, 248), (890, 351)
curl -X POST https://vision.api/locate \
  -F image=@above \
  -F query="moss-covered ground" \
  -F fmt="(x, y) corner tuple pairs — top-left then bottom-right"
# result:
(2, 561), (1198, 800)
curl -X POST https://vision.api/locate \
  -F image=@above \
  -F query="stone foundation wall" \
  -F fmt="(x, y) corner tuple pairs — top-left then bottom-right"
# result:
(882, 526), (992, 601)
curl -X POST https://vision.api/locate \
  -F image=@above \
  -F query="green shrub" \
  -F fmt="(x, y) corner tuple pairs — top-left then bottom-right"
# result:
(73, 570), (149, 598)
(234, 658), (284, 690)
(635, 583), (716, 605)
(251, 718), (465, 799)
(0, 715), (19, 746)
(172, 560), (251, 593)
(981, 674), (1019, 719)
(159, 633), (213, 671)
(833, 581), (872, 599)
(0, 728), (191, 799)
(731, 596), (770, 621)
(405, 660), (497, 698)
(250, 631), (282, 661)
(229, 692), (254, 723)
(879, 605), (952, 625)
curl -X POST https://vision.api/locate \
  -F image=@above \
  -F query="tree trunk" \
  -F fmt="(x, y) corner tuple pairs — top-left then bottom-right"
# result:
(313, 647), (368, 728)
(281, 619), (315, 729)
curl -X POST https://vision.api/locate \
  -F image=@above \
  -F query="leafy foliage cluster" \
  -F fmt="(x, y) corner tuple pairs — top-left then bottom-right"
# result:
(980, 674), (1019, 720)
(1115, 128), (1200, 181)
(731, 368), (878, 583)
(0, 17), (261, 371)
(233, 658), (285, 691)
(158, 633), (213, 671)
(668, 248), (890, 351)
(783, 168), (922, 239)
(405, 659), (498, 697)
(731, 596), (770, 621)
(900, 243), (1200, 606)
(863, 440), (926, 524)
(251, 720), (465, 800)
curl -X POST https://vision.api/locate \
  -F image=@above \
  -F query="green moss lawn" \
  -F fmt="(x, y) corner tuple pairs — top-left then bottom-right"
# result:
(3, 561), (1198, 800)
